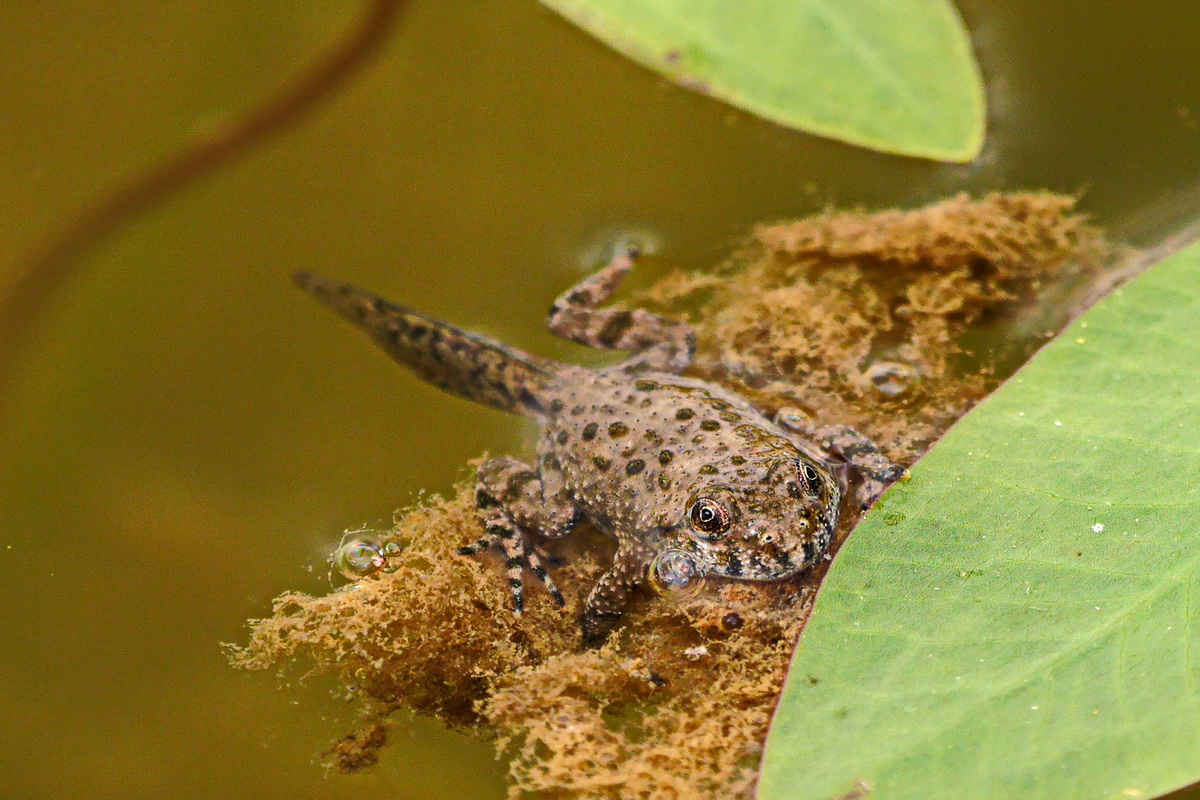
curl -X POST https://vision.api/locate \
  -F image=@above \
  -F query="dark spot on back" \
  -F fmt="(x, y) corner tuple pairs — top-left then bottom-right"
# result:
(593, 456), (610, 471)
(635, 379), (657, 391)
(549, 398), (565, 413)
(658, 450), (674, 465)
(609, 422), (629, 438)
(567, 289), (592, 305)
(556, 431), (569, 445)
(582, 422), (599, 440)
(676, 408), (695, 420)
(700, 420), (720, 431)
(720, 411), (741, 422)
(571, 404), (586, 415)
(699, 465), (718, 475)
(730, 455), (746, 465)
(626, 459), (646, 475)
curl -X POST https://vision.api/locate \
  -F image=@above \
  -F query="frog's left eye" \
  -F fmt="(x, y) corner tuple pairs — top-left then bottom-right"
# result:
(689, 498), (732, 537)
(800, 463), (824, 495)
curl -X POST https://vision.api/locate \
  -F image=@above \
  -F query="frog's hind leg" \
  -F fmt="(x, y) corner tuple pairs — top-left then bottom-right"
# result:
(457, 457), (579, 612)
(548, 248), (696, 374)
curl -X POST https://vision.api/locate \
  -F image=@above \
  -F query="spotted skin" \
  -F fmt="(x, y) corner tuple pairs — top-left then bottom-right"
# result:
(295, 251), (904, 647)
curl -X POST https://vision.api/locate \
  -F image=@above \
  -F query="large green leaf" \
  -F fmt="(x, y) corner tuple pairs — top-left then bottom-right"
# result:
(760, 243), (1200, 799)
(540, 0), (985, 162)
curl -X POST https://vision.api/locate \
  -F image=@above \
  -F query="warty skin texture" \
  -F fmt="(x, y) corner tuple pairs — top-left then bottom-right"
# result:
(295, 250), (903, 646)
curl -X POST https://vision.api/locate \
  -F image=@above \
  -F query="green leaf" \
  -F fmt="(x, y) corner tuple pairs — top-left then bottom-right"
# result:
(760, 243), (1200, 799)
(540, 0), (985, 162)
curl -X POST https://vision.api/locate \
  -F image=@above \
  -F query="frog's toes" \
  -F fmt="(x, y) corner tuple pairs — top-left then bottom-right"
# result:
(457, 527), (566, 613)
(525, 547), (566, 608)
(856, 465), (909, 510)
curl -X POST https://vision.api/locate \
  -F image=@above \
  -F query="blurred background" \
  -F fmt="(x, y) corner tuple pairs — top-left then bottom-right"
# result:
(2, 1), (1200, 798)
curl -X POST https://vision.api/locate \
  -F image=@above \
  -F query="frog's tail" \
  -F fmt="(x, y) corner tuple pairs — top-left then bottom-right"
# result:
(293, 272), (562, 419)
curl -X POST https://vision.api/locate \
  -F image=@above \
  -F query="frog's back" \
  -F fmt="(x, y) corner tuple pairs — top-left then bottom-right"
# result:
(544, 367), (813, 528)
(294, 251), (899, 646)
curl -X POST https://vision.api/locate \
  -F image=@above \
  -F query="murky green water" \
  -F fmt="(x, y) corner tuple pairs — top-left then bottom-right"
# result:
(2, 2), (1200, 798)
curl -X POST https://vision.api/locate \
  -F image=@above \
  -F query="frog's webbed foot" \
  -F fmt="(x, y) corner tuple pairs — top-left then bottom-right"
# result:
(776, 410), (908, 511)
(547, 246), (696, 374)
(458, 457), (580, 613)
(580, 543), (648, 648)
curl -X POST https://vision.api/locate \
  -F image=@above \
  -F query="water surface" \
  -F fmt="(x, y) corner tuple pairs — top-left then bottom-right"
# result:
(2, 1), (1200, 798)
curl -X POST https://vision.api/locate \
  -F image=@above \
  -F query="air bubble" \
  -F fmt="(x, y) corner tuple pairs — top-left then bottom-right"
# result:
(648, 549), (705, 600)
(333, 535), (388, 580)
(865, 361), (919, 398)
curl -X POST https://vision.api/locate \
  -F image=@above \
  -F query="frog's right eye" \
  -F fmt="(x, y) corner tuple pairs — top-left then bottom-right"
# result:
(689, 498), (732, 536)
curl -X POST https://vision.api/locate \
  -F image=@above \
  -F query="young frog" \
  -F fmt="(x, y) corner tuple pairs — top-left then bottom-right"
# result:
(295, 250), (904, 646)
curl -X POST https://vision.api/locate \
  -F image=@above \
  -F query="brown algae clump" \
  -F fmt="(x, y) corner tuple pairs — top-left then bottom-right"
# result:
(642, 191), (1111, 461)
(230, 193), (1114, 799)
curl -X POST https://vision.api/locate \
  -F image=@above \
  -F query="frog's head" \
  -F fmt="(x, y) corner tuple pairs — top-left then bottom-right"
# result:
(650, 454), (840, 593)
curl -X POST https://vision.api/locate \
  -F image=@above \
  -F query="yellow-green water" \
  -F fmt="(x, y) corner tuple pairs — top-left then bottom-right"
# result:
(2, 2), (1200, 798)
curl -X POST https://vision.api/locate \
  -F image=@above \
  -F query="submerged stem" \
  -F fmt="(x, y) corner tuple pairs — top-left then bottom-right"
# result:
(0, 0), (407, 412)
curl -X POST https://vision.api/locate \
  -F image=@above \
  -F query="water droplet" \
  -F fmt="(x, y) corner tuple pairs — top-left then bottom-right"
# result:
(334, 535), (387, 580)
(775, 407), (812, 432)
(865, 361), (919, 398)
(382, 541), (403, 558)
(648, 549), (705, 600)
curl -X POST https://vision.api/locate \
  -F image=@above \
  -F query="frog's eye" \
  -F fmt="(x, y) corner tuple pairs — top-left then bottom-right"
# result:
(800, 463), (823, 495)
(689, 498), (732, 536)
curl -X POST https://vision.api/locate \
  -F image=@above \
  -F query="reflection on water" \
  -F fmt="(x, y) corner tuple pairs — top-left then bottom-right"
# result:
(1, 1), (1199, 798)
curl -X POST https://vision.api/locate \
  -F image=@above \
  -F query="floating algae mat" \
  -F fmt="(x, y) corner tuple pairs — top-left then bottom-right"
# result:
(230, 193), (1115, 799)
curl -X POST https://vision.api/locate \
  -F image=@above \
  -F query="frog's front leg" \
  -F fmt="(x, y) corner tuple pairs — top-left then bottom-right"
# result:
(580, 540), (652, 648)
(547, 247), (696, 374)
(457, 456), (580, 613)
(777, 412), (907, 511)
